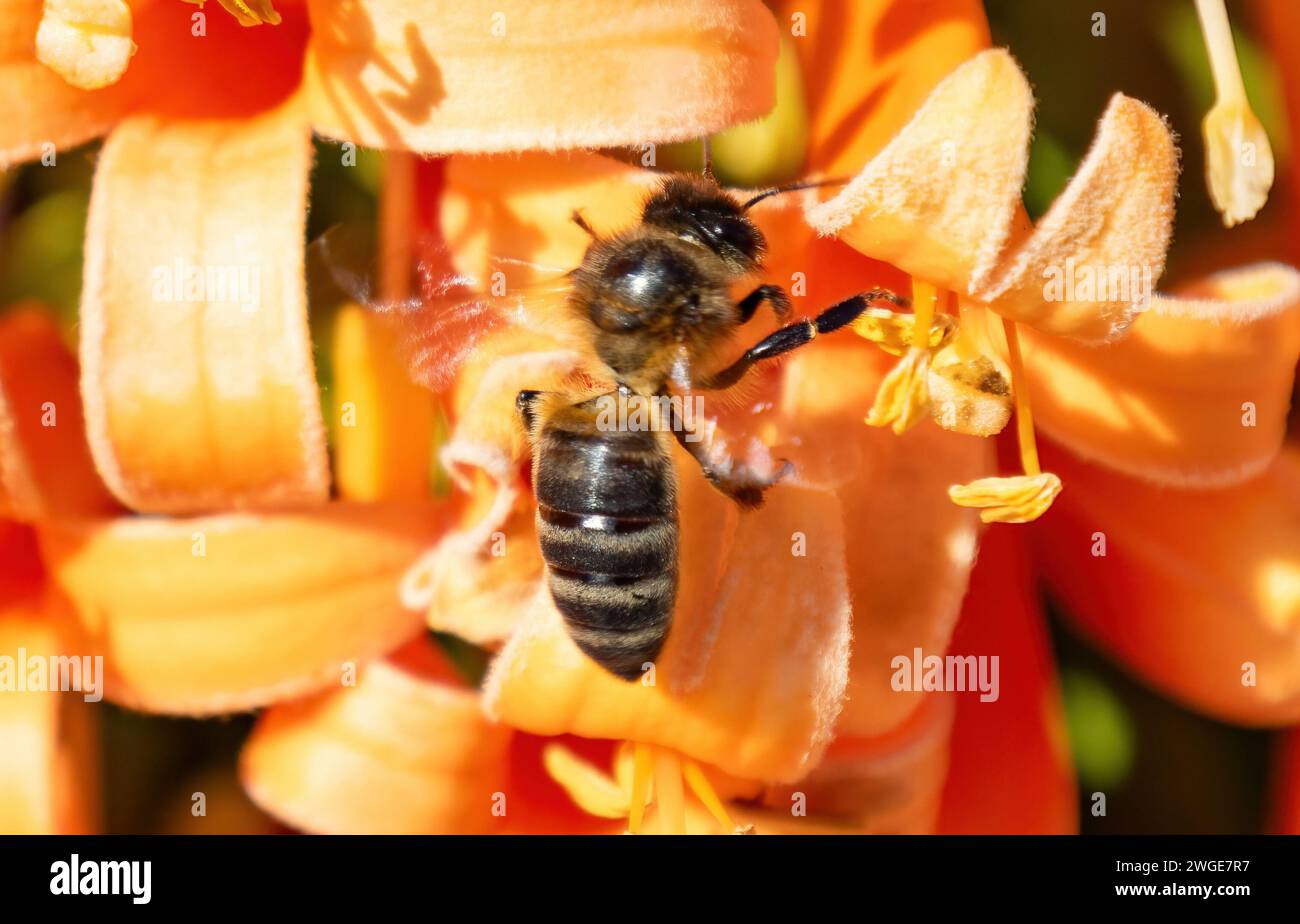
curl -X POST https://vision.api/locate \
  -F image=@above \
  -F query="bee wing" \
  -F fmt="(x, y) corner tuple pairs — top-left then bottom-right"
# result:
(309, 225), (578, 393)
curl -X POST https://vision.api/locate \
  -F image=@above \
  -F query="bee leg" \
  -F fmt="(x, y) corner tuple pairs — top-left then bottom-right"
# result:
(571, 209), (597, 238)
(700, 289), (908, 391)
(736, 284), (792, 324)
(667, 398), (793, 509)
(516, 389), (544, 434)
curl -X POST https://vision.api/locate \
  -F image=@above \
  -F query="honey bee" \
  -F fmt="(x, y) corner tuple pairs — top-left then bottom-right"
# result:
(326, 167), (906, 681)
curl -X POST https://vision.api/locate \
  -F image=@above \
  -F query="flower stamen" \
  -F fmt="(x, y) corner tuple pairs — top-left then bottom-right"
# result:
(627, 742), (653, 834)
(948, 318), (1061, 523)
(864, 279), (948, 434)
(183, 0), (283, 26)
(36, 0), (136, 90)
(1194, 0), (1274, 226)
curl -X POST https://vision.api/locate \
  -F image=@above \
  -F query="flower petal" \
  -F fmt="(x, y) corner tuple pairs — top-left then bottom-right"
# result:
(973, 93), (1178, 342)
(0, 0), (131, 164)
(442, 151), (662, 285)
(36, 501), (448, 715)
(0, 590), (98, 833)
(303, 0), (778, 153)
(1034, 441), (1300, 725)
(1, 0), (312, 166)
(406, 334), (584, 644)
(772, 0), (990, 176)
(80, 97), (329, 514)
(810, 51), (1179, 343)
(484, 470), (851, 784)
(0, 306), (116, 519)
(240, 637), (516, 834)
(938, 524), (1076, 834)
(806, 49), (1033, 296)
(331, 304), (436, 502)
(760, 694), (956, 834)
(1020, 263), (1300, 487)
(775, 338), (990, 737)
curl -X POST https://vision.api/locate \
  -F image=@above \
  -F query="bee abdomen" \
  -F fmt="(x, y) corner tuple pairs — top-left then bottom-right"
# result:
(534, 425), (677, 681)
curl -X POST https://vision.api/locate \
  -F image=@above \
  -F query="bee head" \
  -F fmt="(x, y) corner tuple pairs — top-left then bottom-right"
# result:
(640, 175), (765, 273)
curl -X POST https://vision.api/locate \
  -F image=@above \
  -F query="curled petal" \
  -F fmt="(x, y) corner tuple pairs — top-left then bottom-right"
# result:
(974, 94), (1178, 342)
(484, 472), (852, 784)
(949, 472), (1062, 524)
(36, 502), (448, 715)
(0, 594), (98, 833)
(1020, 263), (1300, 487)
(81, 98), (328, 514)
(807, 49), (1032, 296)
(240, 638), (515, 834)
(0, 307), (116, 520)
(811, 50), (1178, 342)
(1034, 442), (1300, 725)
(406, 336), (585, 644)
(303, 0), (779, 153)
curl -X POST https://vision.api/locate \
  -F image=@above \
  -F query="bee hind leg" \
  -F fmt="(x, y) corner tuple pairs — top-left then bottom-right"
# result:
(667, 399), (792, 509)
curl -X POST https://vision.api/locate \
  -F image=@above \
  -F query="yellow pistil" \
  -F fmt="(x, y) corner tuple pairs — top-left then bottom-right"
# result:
(36, 0), (137, 90)
(865, 279), (944, 434)
(183, 0), (282, 26)
(948, 318), (1061, 523)
(626, 742), (653, 834)
(545, 741), (747, 835)
(1194, 0), (1274, 226)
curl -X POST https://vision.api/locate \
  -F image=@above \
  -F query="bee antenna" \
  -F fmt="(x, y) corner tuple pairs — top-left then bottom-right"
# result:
(701, 136), (714, 181)
(741, 177), (849, 210)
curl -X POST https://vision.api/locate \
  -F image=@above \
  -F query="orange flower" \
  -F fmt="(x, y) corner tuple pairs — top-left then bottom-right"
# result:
(3, 0), (1295, 837)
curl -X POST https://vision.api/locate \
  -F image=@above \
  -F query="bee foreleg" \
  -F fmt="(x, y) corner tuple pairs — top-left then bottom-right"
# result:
(736, 284), (791, 324)
(700, 289), (908, 390)
(667, 399), (792, 508)
(516, 389), (545, 435)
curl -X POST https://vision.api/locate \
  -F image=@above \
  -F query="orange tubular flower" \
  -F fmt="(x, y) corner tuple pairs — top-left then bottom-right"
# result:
(3, 0), (1296, 837)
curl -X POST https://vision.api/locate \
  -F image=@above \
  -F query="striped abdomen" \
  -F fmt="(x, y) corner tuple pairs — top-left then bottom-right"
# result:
(533, 407), (677, 681)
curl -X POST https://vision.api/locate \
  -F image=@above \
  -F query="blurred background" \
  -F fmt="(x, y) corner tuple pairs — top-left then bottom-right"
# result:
(0, 0), (1295, 833)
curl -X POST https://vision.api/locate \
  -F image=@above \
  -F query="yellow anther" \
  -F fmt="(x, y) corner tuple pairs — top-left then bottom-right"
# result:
(851, 309), (956, 357)
(183, 0), (282, 26)
(928, 356), (1012, 436)
(863, 279), (952, 434)
(948, 472), (1062, 524)
(36, 0), (136, 90)
(866, 347), (931, 434)
(1194, 0), (1274, 226)
(948, 317), (1061, 523)
(541, 744), (630, 820)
